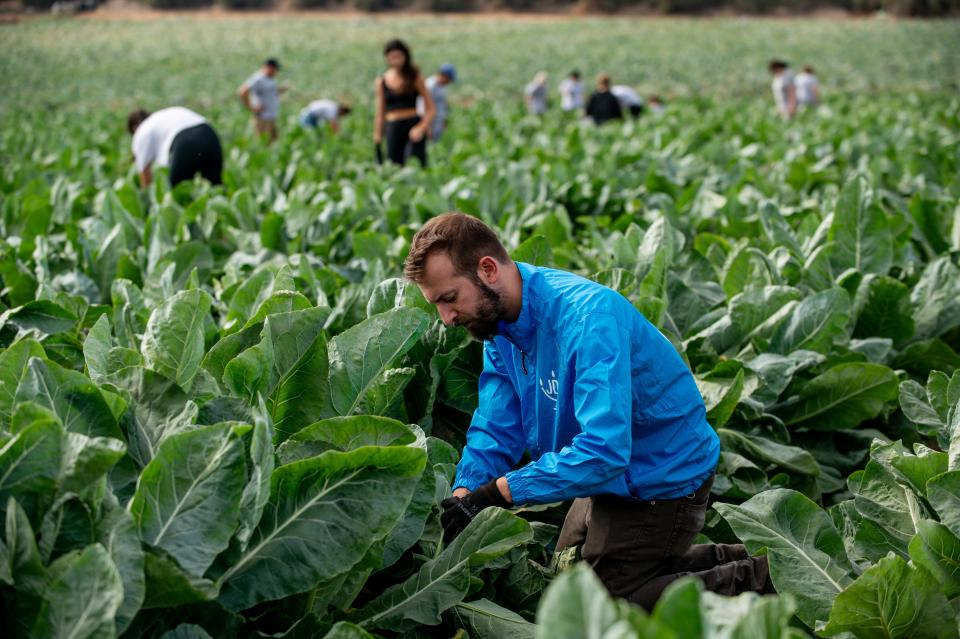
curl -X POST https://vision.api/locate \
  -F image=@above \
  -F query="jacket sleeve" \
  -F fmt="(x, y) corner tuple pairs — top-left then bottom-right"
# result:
(505, 312), (632, 505)
(452, 342), (526, 492)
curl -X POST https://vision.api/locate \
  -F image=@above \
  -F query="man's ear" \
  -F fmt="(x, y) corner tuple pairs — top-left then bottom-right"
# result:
(476, 256), (500, 285)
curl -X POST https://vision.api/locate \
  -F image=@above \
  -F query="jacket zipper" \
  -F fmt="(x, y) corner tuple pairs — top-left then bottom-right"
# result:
(501, 334), (529, 374)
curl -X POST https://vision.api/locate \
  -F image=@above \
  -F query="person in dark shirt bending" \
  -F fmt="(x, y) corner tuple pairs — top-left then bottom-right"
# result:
(585, 74), (623, 126)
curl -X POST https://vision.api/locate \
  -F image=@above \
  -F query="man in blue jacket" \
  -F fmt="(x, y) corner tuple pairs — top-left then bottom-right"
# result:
(404, 213), (772, 609)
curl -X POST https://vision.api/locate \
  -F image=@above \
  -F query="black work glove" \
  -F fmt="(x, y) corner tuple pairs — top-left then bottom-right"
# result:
(440, 479), (512, 543)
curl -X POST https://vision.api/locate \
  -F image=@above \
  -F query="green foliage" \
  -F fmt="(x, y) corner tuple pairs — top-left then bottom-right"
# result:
(0, 14), (958, 639)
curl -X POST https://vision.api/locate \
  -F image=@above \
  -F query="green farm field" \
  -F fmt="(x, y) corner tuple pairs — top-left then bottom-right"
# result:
(1, 13), (960, 639)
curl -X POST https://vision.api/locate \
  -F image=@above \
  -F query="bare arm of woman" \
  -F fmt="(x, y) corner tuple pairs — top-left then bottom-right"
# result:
(139, 165), (152, 188)
(410, 74), (435, 143)
(373, 77), (385, 144)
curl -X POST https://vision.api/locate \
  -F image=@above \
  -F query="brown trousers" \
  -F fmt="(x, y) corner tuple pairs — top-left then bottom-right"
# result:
(555, 475), (772, 610)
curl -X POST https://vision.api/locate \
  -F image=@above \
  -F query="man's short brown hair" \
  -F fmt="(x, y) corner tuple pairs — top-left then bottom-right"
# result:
(404, 213), (510, 283)
(127, 109), (150, 135)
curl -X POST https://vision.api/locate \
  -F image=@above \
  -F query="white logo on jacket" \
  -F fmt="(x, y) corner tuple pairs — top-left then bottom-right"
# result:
(539, 370), (558, 409)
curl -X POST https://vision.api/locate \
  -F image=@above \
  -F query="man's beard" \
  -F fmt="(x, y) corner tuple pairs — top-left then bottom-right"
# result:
(459, 279), (505, 341)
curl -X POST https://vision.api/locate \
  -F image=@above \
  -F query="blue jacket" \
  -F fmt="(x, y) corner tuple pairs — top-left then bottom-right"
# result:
(453, 262), (720, 506)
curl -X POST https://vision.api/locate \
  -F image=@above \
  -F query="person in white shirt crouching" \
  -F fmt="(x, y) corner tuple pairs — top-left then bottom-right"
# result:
(299, 99), (352, 135)
(127, 107), (222, 188)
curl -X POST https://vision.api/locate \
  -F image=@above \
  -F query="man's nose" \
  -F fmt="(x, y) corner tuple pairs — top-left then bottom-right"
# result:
(438, 305), (457, 326)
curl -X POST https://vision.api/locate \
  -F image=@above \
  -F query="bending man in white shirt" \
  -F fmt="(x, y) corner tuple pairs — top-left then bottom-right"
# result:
(299, 99), (352, 134)
(611, 84), (645, 119)
(127, 107), (222, 188)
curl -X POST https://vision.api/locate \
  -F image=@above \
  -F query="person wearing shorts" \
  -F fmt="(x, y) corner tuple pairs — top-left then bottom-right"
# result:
(373, 39), (435, 167)
(239, 58), (282, 143)
(127, 107), (222, 188)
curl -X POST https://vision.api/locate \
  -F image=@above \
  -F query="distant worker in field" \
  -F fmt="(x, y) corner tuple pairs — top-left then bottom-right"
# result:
(127, 107), (222, 188)
(795, 65), (821, 108)
(419, 63), (457, 141)
(524, 71), (550, 116)
(299, 99), (352, 134)
(374, 39), (435, 166)
(406, 213), (773, 611)
(768, 59), (796, 119)
(611, 84), (645, 118)
(239, 58), (283, 144)
(585, 74), (622, 125)
(648, 94), (665, 114)
(559, 70), (585, 113)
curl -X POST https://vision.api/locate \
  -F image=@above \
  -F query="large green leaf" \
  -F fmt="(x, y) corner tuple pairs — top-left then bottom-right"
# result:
(223, 306), (332, 440)
(718, 429), (820, 476)
(0, 415), (62, 509)
(911, 257), (960, 341)
(449, 599), (537, 639)
(83, 314), (114, 385)
(822, 554), (954, 639)
(700, 589), (799, 639)
(512, 235), (554, 267)
(97, 503), (145, 634)
(114, 366), (198, 467)
(325, 307), (430, 418)
(141, 288), (212, 392)
(927, 471), (960, 539)
(714, 488), (857, 627)
(275, 415), (416, 464)
(0, 300), (78, 338)
(852, 275), (915, 344)
(909, 519), (960, 600)
(129, 423), (248, 578)
(357, 507), (533, 631)
(235, 405), (274, 551)
(31, 543), (124, 639)
(533, 562), (663, 639)
(770, 288), (851, 355)
(141, 549), (218, 609)
(216, 445), (426, 612)
(851, 458), (923, 550)
(6, 496), (46, 596)
(15, 357), (121, 439)
(828, 177), (894, 276)
(0, 339), (46, 425)
(779, 363), (898, 430)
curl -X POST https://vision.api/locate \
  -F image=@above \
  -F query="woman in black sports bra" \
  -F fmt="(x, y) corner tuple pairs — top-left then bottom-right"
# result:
(374, 39), (435, 167)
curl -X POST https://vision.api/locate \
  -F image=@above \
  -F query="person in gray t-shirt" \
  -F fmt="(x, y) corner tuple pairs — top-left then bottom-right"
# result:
(239, 58), (283, 143)
(524, 71), (549, 115)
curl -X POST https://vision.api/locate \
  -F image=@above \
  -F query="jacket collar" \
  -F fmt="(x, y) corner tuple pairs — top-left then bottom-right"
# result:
(496, 261), (538, 353)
